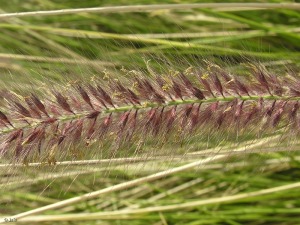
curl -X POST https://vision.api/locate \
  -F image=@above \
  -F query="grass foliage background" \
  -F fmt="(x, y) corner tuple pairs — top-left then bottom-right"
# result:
(1, 0), (300, 224)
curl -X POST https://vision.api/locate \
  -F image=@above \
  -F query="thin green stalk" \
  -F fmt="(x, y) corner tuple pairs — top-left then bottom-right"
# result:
(0, 155), (226, 223)
(0, 53), (115, 66)
(15, 181), (300, 222)
(1, 24), (299, 59)
(201, 8), (300, 48)
(0, 3), (300, 19)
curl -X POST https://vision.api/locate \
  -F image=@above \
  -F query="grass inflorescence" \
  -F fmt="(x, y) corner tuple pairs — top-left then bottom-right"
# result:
(2, 2), (300, 224)
(1, 62), (300, 164)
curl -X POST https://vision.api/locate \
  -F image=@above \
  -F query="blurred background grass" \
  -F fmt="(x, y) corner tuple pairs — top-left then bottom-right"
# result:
(1, 0), (300, 224)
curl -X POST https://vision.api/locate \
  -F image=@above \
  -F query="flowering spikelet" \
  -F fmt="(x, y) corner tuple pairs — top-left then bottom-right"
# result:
(0, 63), (300, 163)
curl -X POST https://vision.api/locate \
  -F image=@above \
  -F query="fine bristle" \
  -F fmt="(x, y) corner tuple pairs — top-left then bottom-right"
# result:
(0, 63), (299, 163)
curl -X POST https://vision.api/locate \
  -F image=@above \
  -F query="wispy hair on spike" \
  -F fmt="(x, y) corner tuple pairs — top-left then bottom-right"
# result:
(1, 63), (300, 163)
(0, 110), (14, 128)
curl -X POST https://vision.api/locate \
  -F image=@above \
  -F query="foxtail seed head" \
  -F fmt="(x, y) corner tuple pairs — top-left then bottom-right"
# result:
(0, 63), (299, 163)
